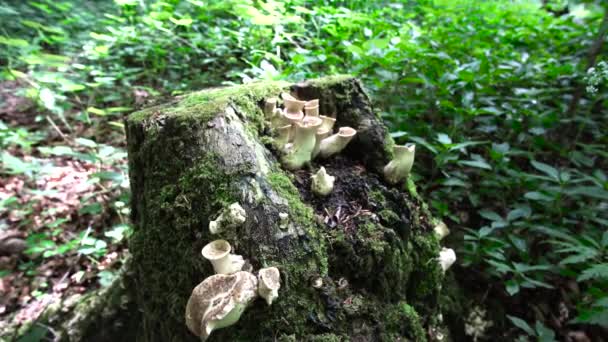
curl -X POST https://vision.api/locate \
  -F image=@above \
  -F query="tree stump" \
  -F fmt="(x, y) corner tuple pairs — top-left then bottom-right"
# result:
(125, 75), (446, 341)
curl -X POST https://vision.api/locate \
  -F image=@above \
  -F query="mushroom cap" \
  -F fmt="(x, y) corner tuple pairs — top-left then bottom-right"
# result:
(299, 116), (323, 129)
(284, 111), (304, 123)
(305, 99), (319, 107)
(394, 143), (416, 155)
(185, 271), (258, 339)
(304, 104), (319, 116)
(281, 92), (296, 101)
(338, 126), (357, 138)
(258, 267), (281, 291)
(202, 240), (231, 261)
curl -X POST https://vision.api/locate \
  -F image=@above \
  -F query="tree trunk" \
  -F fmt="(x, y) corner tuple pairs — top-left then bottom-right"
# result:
(122, 75), (446, 341)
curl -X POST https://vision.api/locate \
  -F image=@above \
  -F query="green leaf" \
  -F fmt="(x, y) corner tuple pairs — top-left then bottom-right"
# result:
(170, 17), (193, 26)
(505, 280), (520, 296)
(436, 133), (452, 145)
(0, 36), (28, 47)
(577, 263), (608, 282)
(524, 191), (553, 202)
(478, 210), (504, 223)
(531, 160), (559, 181)
(507, 315), (535, 336)
(459, 159), (492, 170)
(75, 138), (97, 148)
(535, 321), (556, 342)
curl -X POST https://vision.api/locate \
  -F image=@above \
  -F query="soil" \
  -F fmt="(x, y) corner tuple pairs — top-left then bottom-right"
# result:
(291, 154), (431, 237)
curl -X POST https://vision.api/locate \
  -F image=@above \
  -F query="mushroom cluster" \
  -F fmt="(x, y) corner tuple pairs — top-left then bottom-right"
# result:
(186, 204), (282, 341)
(264, 93), (356, 171)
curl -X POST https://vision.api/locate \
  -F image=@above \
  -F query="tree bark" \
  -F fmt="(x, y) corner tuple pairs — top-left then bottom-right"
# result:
(121, 75), (446, 341)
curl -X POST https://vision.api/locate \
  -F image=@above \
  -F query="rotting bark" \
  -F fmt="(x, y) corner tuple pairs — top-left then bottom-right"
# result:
(124, 75), (447, 341)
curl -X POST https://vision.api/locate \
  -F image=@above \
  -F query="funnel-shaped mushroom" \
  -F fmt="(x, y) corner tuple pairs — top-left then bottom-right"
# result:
(319, 115), (336, 132)
(281, 116), (323, 170)
(209, 202), (246, 234)
(257, 267), (281, 305)
(281, 92), (296, 101)
(264, 98), (278, 119)
(434, 222), (450, 241)
(318, 126), (357, 158)
(311, 167), (335, 196)
(283, 98), (306, 116)
(202, 240), (245, 275)
(383, 144), (416, 184)
(438, 247), (456, 272)
(305, 99), (319, 107)
(304, 105), (319, 117)
(312, 128), (331, 159)
(274, 124), (292, 152)
(185, 271), (258, 340)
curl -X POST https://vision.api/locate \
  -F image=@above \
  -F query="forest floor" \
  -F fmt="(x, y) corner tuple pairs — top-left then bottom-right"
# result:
(0, 81), (129, 327)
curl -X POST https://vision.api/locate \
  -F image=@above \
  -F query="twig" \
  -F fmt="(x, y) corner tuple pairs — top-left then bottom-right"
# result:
(45, 116), (69, 142)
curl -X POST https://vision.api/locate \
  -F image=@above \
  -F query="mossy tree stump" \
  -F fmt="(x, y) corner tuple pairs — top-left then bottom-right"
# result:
(126, 75), (446, 341)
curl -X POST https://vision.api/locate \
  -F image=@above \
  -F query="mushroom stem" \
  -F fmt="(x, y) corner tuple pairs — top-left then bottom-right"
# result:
(281, 116), (323, 170)
(202, 240), (245, 275)
(312, 128), (331, 159)
(274, 124), (292, 152)
(318, 126), (357, 158)
(383, 144), (416, 184)
(311, 167), (335, 196)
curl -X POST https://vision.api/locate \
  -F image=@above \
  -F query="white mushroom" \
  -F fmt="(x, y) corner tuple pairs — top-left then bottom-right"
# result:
(283, 98), (306, 116)
(312, 128), (331, 159)
(257, 267), (281, 305)
(305, 99), (319, 107)
(383, 144), (416, 184)
(318, 126), (357, 158)
(209, 202), (247, 234)
(185, 271), (258, 340)
(274, 124), (292, 153)
(278, 212), (289, 230)
(202, 240), (245, 274)
(311, 167), (335, 196)
(304, 104), (319, 117)
(438, 247), (456, 272)
(434, 222), (450, 241)
(319, 115), (336, 132)
(281, 116), (323, 170)
(264, 98), (278, 119)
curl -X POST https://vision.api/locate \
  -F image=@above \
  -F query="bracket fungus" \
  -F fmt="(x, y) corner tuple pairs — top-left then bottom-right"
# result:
(257, 267), (281, 306)
(318, 126), (357, 159)
(209, 202), (246, 234)
(281, 116), (323, 170)
(383, 144), (416, 184)
(311, 167), (335, 196)
(438, 247), (456, 272)
(202, 240), (245, 275)
(185, 271), (258, 341)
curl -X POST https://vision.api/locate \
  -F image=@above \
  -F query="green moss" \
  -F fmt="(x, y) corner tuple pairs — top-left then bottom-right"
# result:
(302, 74), (354, 88)
(308, 333), (346, 342)
(382, 302), (427, 342)
(128, 80), (289, 133)
(267, 170), (328, 276)
(383, 132), (395, 160)
(378, 209), (400, 226)
(408, 233), (443, 317)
